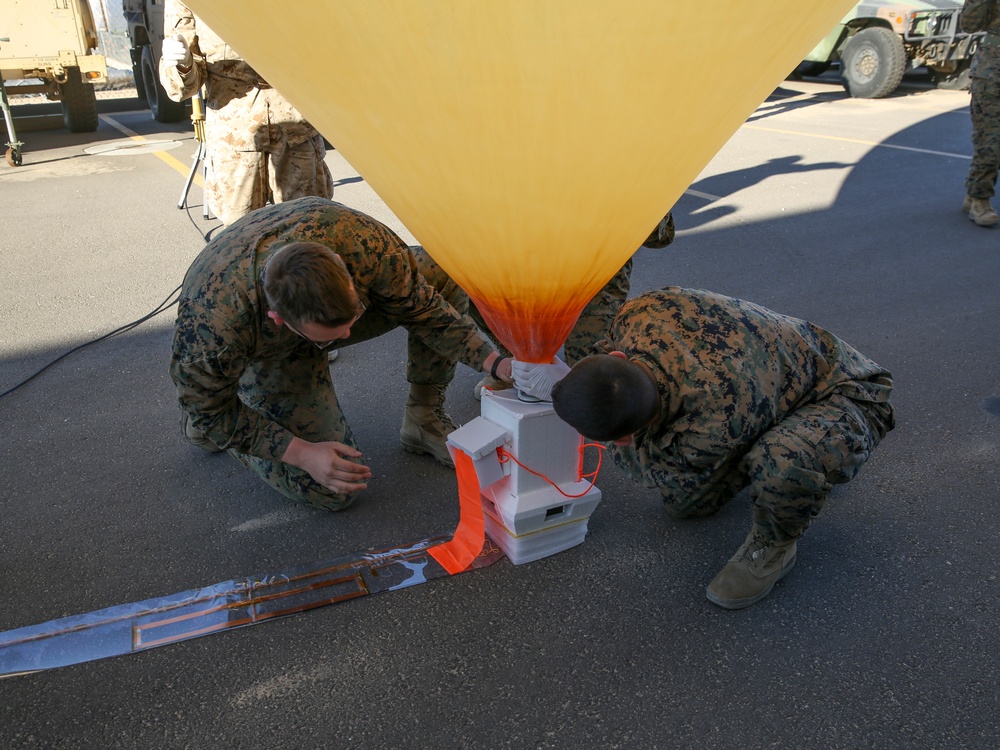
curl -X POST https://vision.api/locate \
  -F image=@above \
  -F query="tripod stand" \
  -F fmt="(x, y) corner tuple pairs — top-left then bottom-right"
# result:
(178, 88), (211, 219)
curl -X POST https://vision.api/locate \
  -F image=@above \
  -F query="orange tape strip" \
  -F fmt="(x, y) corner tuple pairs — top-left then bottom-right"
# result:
(428, 449), (487, 574)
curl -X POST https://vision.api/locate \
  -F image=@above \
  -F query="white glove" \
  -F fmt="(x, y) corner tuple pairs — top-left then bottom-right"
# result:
(511, 357), (571, 402)
(161, 35), (193, 67)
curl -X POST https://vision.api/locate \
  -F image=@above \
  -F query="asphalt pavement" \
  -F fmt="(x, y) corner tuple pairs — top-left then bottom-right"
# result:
(0, 72), (998, 749)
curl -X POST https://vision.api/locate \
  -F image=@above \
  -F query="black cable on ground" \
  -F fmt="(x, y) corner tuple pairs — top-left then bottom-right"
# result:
(0, 182), (219, 402)
(0, 284), (182, 401)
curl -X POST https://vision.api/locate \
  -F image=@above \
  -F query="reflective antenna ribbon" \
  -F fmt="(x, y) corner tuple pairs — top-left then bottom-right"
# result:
(0, 496), (500, 678)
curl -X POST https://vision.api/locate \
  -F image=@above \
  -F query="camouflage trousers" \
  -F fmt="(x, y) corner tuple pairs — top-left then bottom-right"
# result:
(228, 247), (466, 511)
(569, 211), (674, 363)
(469, 258), (633, 365)
(966, 77), (1000, 200)
(659, 392), (894, 542)
(207, 133), (335, 226)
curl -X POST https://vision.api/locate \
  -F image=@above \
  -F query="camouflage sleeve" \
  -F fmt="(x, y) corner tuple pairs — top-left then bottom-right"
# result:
(159, 0), (206, 102)
(368, 246), (493, 370)
(170, 298), (295, 462)
(961, 0), (997, 32)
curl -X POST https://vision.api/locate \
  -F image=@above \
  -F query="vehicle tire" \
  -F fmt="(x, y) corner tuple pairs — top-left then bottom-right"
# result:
(58, 67), (99, 133)
(130, 53), (147, 102)
(930, 62), (972, 91)
(140, 44), (186, 123)
(6, 146), (22, 167)
(840, 27), (907, 99)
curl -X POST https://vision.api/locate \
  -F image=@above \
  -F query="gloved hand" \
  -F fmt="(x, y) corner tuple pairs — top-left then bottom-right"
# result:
(161, 35), (193, 67)
(511, 357), (571, 402)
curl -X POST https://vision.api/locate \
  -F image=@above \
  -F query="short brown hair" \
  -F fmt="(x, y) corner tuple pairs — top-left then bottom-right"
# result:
(552, 355), (660, 441)
(263, 242), (358, 327)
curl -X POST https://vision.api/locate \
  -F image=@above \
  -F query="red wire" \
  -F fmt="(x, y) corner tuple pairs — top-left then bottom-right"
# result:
(496, 443), (605, 499)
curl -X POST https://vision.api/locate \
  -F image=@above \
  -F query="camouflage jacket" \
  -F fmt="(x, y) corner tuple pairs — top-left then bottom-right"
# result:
(159, 0), (320, 150)
(962, 0), (1000, 79)
(601, 288), (893, 494)
(170, 197), (494, 462)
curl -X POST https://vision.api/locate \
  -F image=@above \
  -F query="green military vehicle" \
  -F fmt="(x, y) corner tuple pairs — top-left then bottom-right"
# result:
(122, 0), (185, 122)
(0, 0), (108, 133)
(796, 0), (985, 98)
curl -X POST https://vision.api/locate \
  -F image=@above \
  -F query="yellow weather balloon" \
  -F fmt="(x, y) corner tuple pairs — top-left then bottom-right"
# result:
(184, 1), (854, 362)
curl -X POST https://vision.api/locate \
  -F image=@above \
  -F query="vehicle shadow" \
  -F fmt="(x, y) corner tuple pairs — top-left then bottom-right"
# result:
(751, 85), (847, 122)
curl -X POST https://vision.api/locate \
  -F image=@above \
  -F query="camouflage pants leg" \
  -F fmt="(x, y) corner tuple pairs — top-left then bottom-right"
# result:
(566, 210), (673, 363)
(657, 462), (746, 519)
(229, 347), (359, 511)
(205, 146), (268, 226)
(564, 258), (633, 366)
(740, 393), (889, 542)
(268, 134), (335, 205)
(207, 135), (335, 226)
(966, 77), (1000, 200)
(406, 247), (469, 386)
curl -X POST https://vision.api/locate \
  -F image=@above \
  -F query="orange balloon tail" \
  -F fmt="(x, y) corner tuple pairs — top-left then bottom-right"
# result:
(428, 449), (488, 574)
(473, 296), (582, 363)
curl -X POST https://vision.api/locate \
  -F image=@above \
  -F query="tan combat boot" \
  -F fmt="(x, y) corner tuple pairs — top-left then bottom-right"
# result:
(400, 384), (458, 467)
(964, 195), (1000, 227)
(474, 375), (513, 400)
(706, 527), (797, 610)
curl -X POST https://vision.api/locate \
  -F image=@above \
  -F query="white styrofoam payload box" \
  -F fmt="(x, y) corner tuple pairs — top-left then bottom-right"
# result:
(478, 389), (601, 538)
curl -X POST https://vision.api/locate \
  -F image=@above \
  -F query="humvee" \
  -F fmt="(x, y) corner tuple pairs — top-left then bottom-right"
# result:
(0, 0), (108, 132)
(122, 0), (185, 122)
(796, 0), (985, 98)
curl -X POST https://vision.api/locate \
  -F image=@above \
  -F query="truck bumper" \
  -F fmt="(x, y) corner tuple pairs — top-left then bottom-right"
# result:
(0, 51), (108, 85)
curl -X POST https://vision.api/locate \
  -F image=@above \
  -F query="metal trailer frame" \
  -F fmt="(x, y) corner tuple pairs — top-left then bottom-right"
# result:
(0, 37), (23, 167)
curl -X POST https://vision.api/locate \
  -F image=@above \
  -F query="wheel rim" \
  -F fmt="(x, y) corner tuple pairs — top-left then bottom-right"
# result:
(853, 47), (878, 83)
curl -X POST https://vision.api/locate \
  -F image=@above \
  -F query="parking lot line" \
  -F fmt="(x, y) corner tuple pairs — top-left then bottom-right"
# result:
(99, 113), (203, 184)
(745, 123), (971, 160)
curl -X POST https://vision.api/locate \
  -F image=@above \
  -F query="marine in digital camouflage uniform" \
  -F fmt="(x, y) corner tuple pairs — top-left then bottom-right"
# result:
(549, 287), (894, 608)
(159, 0), (334, 226)
(170, 197), (502, 511)
(961, 0), (1000, 226)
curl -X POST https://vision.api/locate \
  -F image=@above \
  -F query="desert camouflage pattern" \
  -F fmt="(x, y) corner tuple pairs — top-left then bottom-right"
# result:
(159, 1), (333, 224)
(170, 197), (493, 510)
(963, 1), (1000, 198)
(603, 288), (894, 542)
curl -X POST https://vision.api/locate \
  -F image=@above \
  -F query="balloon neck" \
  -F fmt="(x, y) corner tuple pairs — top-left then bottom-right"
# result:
(472, 296), (582, 364)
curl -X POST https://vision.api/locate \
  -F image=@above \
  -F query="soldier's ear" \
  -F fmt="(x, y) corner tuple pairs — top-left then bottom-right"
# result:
(266, 310), (285, 326)
(608, 350), (627, 360)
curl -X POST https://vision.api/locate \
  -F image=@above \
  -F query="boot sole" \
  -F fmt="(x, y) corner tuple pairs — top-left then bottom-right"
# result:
(705, 556), (797, 610)
(400, 436), (455, 468)
(969, 214), (999, 227)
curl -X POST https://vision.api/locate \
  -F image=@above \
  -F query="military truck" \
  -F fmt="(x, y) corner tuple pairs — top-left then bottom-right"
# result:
(796, 0), (985, 98)
(122, 0), (185, 122)
(0, 0), (108, 132)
